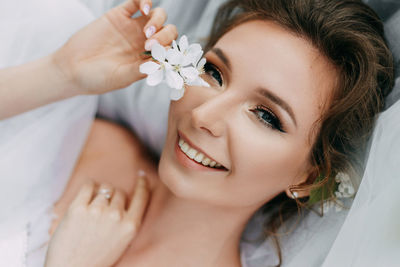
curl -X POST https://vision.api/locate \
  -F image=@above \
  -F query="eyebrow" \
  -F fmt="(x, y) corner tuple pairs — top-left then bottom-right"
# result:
(211, 47), (231, 70)
(256, 88), (297, 127)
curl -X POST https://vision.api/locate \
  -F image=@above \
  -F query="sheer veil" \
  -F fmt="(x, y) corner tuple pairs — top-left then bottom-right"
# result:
(241, 5), (400, 265)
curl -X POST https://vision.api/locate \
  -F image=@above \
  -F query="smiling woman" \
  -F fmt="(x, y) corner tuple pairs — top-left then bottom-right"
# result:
(45, 0), (394, 267)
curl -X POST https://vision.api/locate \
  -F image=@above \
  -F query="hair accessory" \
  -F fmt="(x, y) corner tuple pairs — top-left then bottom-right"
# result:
(139, 35), (210, 101)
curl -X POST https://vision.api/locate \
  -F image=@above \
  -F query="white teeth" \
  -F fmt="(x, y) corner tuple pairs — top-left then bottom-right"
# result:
(202, 157), (211, 165)
(187, 148), (197, 159)
(194, 153), (204, 163)
(181, 143), (189, 153)
(178, 137), (223, 169)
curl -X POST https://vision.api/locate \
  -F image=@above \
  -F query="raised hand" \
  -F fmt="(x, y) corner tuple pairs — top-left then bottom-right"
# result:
(52, 0), (178, 95)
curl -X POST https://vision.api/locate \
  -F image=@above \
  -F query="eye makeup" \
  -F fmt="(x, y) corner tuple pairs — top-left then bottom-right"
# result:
(203, 50), (287, 133)
(249, 105), (285, 132)
(203, 62), (223, 86)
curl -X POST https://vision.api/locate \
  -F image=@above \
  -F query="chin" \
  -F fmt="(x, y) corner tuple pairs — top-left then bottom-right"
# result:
(158, 139), (195, 199)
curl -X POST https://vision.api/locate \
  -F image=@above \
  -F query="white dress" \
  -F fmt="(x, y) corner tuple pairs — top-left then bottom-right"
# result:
(0, 0), (97, 266)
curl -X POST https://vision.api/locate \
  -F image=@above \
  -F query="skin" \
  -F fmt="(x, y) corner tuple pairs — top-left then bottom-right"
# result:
(0, 0), (177, 119)
(51, 20), (337, 267)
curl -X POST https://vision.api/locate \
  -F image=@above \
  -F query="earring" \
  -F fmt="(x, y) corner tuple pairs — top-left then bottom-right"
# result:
(290, 191), (299, 199)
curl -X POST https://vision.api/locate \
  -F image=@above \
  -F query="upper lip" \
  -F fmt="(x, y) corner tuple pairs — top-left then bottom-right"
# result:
(178, 131), (227, 169)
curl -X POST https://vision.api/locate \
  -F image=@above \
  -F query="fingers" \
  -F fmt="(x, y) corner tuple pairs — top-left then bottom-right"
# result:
(119, 0), (152, 16)
(70, 180), (95, 209)
(127, 175), (150, 224)
(145, 24), (178, 51)
(90, 183), (114, 211)
(140, 0), (152, 16)
(110, 189), (126, 212)
(143, 7), (167, 39)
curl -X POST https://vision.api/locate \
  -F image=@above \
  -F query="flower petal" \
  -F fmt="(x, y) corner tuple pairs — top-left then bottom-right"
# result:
(165, 70), (184, 89)
(197, 77), (210, 87)
(191, 51), (203, 67)
(164, 62), (173, 71)
(151, 43), (166, 62)
(172, 40), (178, 51)
(187, 77), (210, 87)
(188, 43), (202, 55)
(166, 48), (183, 65)
(179, 35), (188, 51)
(170, 88), (185, 101)
(146, 69), (164, 86)
(197, 58), (206, 70)
(181, 66), (199, 82)
(139, 61), (160, 75)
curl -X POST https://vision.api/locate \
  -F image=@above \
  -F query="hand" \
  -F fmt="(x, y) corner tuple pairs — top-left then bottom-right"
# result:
(52, 0), (178, 95)
(45, 176), (150, 267)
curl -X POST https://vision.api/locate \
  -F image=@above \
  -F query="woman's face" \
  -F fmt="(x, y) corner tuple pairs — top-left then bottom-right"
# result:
(158, 20), (337, 209)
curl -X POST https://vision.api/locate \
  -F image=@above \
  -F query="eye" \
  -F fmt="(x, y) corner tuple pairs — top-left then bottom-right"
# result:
(250, 105), (285, 132)
(204, 62), (223, 86)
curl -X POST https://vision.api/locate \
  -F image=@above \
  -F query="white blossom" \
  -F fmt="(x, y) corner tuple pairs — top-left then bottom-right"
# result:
(139, 43), (183, 90)
(335, 172), (355, 198)
(139, 35), (209, 100)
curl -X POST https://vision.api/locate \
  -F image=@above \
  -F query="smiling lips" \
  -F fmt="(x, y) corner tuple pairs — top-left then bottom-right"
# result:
(177, 135), (227, 170)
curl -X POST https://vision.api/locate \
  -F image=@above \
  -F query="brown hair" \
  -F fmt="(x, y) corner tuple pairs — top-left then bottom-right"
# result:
(206, 0), (394, 265)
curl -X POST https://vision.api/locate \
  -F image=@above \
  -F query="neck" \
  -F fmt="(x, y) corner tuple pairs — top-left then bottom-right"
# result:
(126, 179), (254, 267)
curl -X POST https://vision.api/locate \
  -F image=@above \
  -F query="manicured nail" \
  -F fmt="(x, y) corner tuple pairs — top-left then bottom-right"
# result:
(145, 39), (159, 51)
(143, 4), (150, 15)
(145, 26), (156, 39)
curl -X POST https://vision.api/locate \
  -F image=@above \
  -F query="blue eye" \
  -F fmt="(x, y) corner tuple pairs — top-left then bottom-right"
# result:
(204, 62), (223, 86)
(250, 106), (285, 132)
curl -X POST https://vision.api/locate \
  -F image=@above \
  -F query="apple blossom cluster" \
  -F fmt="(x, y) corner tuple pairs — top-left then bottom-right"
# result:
(322, 172), (355, 213)
(139, 35), (209, 101)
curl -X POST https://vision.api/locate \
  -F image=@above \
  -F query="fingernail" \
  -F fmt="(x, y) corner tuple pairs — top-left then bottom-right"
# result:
(145, 26), (156, 39)
(138, 170), (146, 177)
(143, 4), (150, 15)
(145, 39), (159, 51)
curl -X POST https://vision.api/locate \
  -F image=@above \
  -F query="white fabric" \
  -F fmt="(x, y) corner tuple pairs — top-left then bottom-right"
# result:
(0, 0), (97, 266)
(0, 227), (27, 267)
(321, 99), (400, 267)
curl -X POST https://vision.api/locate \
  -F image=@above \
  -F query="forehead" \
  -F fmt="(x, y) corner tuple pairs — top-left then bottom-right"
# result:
(214, 20), (337, 132)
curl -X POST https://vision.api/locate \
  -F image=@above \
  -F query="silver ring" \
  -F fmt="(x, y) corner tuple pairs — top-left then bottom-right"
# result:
(98, 188), (112, 200)
(98, 188), (111, 194)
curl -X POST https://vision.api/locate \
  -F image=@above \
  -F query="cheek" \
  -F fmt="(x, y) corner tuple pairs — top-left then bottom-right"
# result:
(225, 131), (310, 205)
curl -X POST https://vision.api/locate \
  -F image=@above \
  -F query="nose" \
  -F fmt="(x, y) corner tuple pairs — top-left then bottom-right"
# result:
(191, 92), (233, 137)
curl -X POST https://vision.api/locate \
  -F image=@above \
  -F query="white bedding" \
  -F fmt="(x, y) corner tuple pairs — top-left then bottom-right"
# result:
(0, 0), (97, 266)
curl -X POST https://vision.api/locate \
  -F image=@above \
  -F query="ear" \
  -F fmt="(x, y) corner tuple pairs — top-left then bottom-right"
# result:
(285, 185), (311, 199)
(285, 169), (315, 199)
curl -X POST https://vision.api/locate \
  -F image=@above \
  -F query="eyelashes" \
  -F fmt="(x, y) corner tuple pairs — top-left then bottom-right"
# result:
(249, 105), (285, 132)
(203, 61), (285, 133)
(204, 62), (223, 86)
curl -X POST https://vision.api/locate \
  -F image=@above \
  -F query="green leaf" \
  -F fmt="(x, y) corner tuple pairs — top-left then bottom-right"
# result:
(308, 174), (338, 206)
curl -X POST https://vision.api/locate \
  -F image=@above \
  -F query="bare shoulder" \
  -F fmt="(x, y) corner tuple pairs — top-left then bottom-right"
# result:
(50, 118), (159, 233)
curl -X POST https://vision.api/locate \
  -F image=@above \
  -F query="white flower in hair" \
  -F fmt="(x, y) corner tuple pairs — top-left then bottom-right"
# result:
(139, 35), (210, 101)
(335, 172), (355, 198)
(321, 172), (355, 214)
